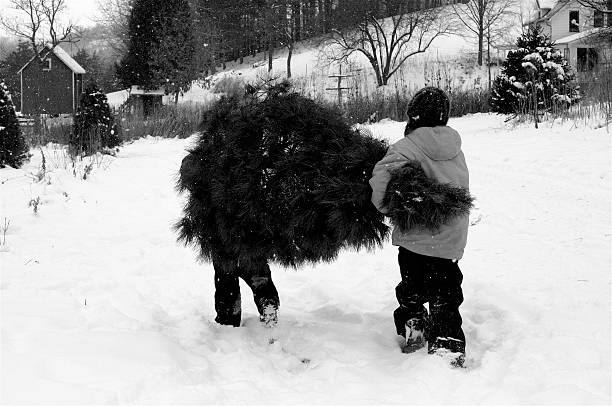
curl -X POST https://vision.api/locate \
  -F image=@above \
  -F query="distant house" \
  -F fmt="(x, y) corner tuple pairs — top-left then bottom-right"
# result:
(527, 0), (612, 71)
(18, 44), (85, 115)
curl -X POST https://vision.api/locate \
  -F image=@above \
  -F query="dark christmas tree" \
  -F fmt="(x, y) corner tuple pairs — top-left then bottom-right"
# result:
(491, 26), (579, 115)
(118, 0), (196, 100)
(176, 82), (390, 269)
(0, 81), (30, 168)
(71, 83), (121, 155)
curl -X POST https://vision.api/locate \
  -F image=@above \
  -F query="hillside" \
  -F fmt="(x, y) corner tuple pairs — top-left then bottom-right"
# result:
(107, 26), (494, 108)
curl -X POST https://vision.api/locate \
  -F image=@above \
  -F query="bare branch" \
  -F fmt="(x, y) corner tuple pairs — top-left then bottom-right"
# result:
(327, 4), (454, 86)
(0, 0), (77, 59)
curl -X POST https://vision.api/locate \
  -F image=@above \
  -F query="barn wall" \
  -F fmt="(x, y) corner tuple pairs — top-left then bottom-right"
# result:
(22, 52), (74, 115)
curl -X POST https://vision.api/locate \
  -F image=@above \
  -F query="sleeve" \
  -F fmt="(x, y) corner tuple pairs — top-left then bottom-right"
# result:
(368, 141), (413, 214)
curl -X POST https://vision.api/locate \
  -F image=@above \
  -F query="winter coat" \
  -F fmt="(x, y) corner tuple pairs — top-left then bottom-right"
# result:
(369, 126), (469, 260)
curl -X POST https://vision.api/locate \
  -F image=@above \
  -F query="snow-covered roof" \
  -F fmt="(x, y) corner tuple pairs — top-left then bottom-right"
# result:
(538, 0), (558, 9)
(50, 45), (86, 74)
(129, 85), (165, 96)
(555, 28), (605, 45)
(17, 44), (86, 74)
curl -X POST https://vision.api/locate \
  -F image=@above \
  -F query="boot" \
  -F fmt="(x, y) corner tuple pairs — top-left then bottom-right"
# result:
(402, 317), (427, 353)
(258, 298), (279, 328)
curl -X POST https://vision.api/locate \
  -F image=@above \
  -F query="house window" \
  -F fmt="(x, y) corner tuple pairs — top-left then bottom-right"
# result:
(42, 58), (52, 71)
(594, 10), (603, 27)
(569, 10), (580, 32)
(577, 48), (599, 71)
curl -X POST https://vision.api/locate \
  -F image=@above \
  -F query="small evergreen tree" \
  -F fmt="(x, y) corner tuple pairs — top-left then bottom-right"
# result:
(71, 83), (121, 155)
(0, 41), (33, 112)
(118, 0), (196, 100)
(491, 26), (579, 115)
(0, 81), (30, 168)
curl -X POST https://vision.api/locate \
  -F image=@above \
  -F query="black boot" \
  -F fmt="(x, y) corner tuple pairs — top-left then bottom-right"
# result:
(426, 260), (466, 367)
(212, 255), (242, 327)
(241, 260), (280, 328)
(402, 317), (427, 353)
(395, 248), (428, 351)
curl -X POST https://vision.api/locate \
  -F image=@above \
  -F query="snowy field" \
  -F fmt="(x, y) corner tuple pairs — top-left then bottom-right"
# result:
(1, 114), (610, 405)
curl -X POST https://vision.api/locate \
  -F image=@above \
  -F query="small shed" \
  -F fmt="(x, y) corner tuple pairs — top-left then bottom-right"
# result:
(18, 44), (85, 115)
(127, 86), (164, 117)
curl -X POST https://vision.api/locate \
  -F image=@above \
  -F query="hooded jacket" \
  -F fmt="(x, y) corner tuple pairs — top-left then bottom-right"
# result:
(369, 126), (469, 260)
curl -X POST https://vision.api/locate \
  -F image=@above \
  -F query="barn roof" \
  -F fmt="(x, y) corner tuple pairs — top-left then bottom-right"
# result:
(18, 44), (86, 74)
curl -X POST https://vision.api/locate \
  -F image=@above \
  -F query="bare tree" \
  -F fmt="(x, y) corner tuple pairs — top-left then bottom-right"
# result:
(0, 0), (76, 59)
(95, 0), (133, 57)
(327, 1), (455, 87)
(452, 0), (519, 66)
(575, 0), (612, 13)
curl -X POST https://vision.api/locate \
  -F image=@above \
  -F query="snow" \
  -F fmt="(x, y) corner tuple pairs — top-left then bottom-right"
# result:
(1, 115), (611, 404)
(105, 90), (129, 109)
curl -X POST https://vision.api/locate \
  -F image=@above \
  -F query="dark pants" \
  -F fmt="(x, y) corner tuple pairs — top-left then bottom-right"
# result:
(212, 253), (280, 327)
(394, 247), (465, 354)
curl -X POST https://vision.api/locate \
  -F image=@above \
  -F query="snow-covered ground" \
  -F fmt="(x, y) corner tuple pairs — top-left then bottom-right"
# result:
(1, 114), (610, 405)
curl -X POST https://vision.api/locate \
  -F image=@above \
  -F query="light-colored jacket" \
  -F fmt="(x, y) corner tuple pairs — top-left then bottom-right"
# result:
(369, 126), (469, 260)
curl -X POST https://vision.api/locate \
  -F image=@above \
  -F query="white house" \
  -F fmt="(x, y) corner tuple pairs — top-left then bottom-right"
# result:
(527, 0), (611, 71)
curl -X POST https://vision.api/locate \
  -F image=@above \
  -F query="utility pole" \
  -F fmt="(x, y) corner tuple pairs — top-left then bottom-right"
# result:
(326, 65), (352, 105)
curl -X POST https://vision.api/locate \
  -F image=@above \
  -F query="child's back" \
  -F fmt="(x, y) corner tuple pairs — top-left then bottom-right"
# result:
(369, 87), (469, 367)
(370, 125), (469, 259)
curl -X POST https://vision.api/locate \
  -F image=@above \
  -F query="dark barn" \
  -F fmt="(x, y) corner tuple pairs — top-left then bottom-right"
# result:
(18, 44), (85, 116)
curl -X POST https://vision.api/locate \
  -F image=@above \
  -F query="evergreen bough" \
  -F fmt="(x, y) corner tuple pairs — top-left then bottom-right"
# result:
(0, 81), (29, 168)
(71, 83), (121, 155)
(491, 26), (579, 115)
(382, 161), (474, 232)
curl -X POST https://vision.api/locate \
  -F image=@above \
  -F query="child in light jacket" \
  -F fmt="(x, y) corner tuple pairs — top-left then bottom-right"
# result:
(369, 87), (469, 367)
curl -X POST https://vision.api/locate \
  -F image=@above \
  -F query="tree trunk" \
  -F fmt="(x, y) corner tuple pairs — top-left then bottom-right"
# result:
(487, 28), (491, 90)
(268, 44), (273, 72)
(478, 27), (484, 66)
(287, 44), (293, 78)
(373, 64), (384, 87)
(174, 91), (179, 104)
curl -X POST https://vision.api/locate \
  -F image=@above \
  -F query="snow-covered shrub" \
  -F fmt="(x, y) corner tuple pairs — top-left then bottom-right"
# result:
(71, 83), (121, 156)
(491, 26), (579, 115)
(0, 81), (30, 168)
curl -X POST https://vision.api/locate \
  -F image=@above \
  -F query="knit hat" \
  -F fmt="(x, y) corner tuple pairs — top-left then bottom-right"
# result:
(404, 87), (450, 134)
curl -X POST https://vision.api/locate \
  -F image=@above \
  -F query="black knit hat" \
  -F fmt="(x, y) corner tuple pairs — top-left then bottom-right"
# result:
(405, 87), (450, 134)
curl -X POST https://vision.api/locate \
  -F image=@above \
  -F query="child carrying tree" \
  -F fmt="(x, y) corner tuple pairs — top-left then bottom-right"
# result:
(369, 87), (470, 367)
